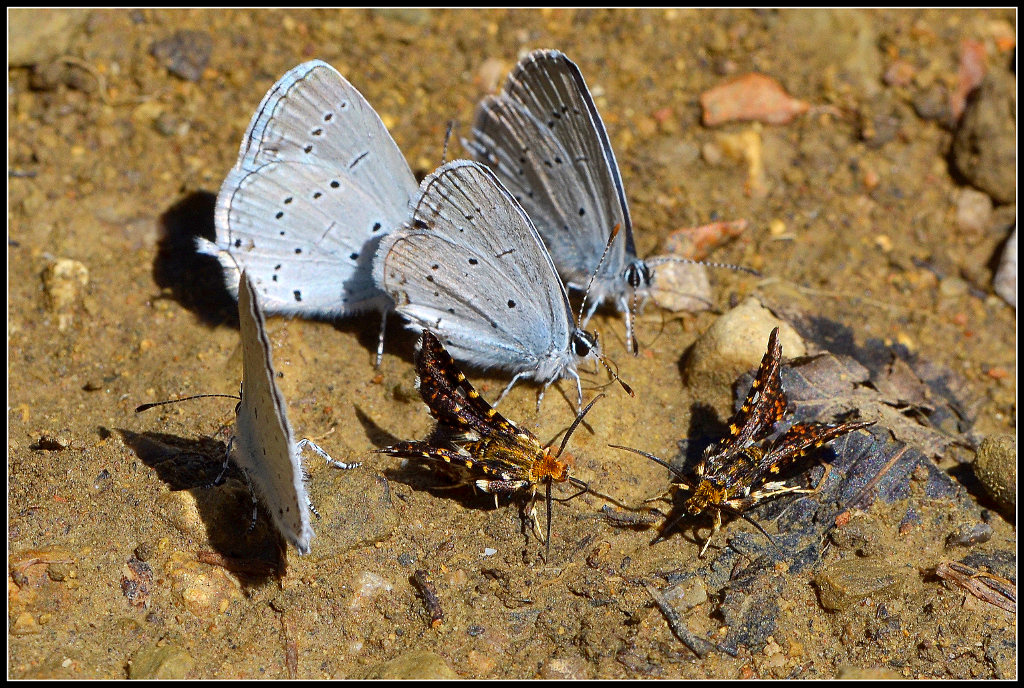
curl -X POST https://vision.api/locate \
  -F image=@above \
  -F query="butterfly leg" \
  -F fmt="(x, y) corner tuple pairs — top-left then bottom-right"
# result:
(297, 438), (361, 470)
(374, 310), (388, 369)
(236, 466), (260, 534)
(495, 371), (529, 407)
(210, 435), (235, 488)
(559, 368), (584, 412)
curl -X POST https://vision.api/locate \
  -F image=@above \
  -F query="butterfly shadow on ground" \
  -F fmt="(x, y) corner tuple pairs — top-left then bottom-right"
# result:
(152, 191), (238, 327)
(119, 428), (285, 584)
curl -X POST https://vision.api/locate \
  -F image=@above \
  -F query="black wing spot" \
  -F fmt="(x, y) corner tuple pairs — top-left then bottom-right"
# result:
(293, 290), (302, 302)
(579, 207), (586, 216)
(294, 247), (303, 254)
(330, 180), (340, 188)
(507, 299), (516, 308)
(350, 252), (359, 261)
(372, 222), (382, 232)
(234, 239), (242, 248)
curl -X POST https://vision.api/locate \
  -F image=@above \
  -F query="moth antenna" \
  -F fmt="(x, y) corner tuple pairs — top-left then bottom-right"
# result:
(135, 393), (239, 413)
(565, 476), (629, 508)
(646, 254), (762, 278)
(556, 393), (604, 457)
(576, 223), (622, 328)
(608, 444), (691, 486)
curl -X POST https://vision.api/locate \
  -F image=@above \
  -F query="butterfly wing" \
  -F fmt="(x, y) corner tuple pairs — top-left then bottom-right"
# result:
(235, 270), (313, 554)
(375, 160), (578, 382)
(200, 61), (418, 316)
(466, 49), (634, 294)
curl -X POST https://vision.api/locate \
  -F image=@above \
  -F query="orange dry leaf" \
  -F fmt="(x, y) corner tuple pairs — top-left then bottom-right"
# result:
(662, 220), (749, 261)
(950, 39), (987, 122)
(700, 73), (810, 126)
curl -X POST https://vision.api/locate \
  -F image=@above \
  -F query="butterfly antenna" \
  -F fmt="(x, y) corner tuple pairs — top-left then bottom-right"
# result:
(576, 223), (622, 328)
(646, 254), (762, 278)
(135, 393), (239, 413)
(442, 120), (456, 164)
(591, 331), (635, 398)
(626, 286), (640, 355)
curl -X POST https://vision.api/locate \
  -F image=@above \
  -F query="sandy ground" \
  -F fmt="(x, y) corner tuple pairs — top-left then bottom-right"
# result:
(8, 8), (1016, 679)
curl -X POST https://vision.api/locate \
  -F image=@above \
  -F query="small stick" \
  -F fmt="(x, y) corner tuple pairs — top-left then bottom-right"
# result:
(643, 582), (734, 657)
(413, 569), (444, 628)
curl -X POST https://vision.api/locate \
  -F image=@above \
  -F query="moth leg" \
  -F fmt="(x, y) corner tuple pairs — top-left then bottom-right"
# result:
(699, 509), (722, 557)
(751, 481), (806, 502)
(475, 478), (536, 534)
(644, 482), (684, 504)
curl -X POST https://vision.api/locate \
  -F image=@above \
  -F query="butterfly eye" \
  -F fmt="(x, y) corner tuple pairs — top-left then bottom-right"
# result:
(571, 330), (596, 357)
(623, 260), (652, 289)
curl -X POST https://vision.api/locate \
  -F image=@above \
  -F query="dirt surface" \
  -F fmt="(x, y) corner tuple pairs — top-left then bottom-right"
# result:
(8, 8), (1016, 679)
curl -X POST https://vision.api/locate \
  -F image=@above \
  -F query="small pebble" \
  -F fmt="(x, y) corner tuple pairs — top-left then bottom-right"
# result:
(973, 434), (1015, 510)
(128, 642), (195, 679)
(683, 298), (805, 397)
(150, 30), (212, 82)
(814, 559), (904, 612)
(945, 522), (993, 548)
(363, 650), (458, 680)
(955, 187), (994, 235)
(41, 258), (88, 330)
(993, 226), (1015, 308)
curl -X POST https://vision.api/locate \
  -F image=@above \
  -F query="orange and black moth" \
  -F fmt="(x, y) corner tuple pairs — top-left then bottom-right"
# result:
(378, 330), (604, 548)
(614, 327), (874, 556)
